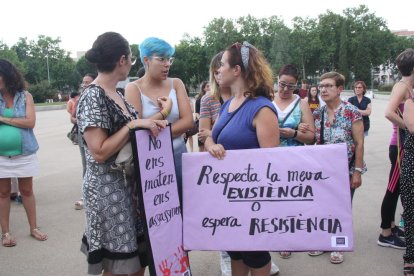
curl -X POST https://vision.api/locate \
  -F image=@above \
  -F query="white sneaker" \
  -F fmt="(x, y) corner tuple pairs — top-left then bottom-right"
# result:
(220, 251), (231, 276)
(270, 261), (280, 275)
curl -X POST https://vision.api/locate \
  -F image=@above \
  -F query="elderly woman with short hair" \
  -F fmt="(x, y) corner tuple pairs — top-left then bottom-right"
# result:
(311, 71), (365, 264)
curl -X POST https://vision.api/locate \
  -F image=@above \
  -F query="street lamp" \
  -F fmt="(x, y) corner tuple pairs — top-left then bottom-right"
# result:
(46, 54), (50, 84)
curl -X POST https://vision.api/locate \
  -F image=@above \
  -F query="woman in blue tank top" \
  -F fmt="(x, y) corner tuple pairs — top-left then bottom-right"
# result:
(204, 42), (280, 276)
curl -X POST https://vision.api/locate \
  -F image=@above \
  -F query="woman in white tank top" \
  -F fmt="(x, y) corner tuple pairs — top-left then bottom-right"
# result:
(125, 37), (193, 204)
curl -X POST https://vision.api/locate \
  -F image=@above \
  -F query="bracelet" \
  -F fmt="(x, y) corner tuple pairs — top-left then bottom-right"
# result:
(126, 122), (134, 130)
(354, 167), (363, 173)
(159, 111), (165, 120)
(161, 109), (170, 119)
(292, 130), (298, 138)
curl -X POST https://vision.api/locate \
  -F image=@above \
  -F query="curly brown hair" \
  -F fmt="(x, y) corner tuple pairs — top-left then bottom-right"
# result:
(0, 59), (26, 95)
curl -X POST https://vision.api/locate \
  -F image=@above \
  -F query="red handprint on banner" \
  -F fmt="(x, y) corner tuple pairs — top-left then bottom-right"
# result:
(174, 245), (189, 273)
(159, 259), (173, 276)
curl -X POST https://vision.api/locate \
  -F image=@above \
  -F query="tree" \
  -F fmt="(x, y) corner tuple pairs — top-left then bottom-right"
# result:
(261, 16), (291, 73)
(171, 35), (209, 90)
(237, 15), (266, 49)
(129, 44), (140, 78)
(289, 17), (320, 80)
(338, 20), (350, 87)
(29, 80), (57, 103)
(12, 35), (76, 89)
(317, 11), (344, 73)
(344, 5), (394, 86)
(0, 42), (25, 73)
(203, 17), (240, 59)
(75, 56), (96, 79)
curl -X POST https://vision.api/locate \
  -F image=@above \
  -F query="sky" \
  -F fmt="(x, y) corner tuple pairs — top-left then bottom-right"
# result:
(2, 0), (413, 58)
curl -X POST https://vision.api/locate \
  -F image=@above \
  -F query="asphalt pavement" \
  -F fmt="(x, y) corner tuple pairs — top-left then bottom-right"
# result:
(0, 93), (406, 276)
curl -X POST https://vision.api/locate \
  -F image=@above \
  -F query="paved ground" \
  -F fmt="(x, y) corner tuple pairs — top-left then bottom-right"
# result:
(0, 93), (407, 275)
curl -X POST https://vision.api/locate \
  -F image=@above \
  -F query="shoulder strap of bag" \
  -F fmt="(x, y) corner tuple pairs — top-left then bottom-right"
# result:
(216, 98), (250, 140)
(320, 106), (325, 144)
(280, 98), (301, 127)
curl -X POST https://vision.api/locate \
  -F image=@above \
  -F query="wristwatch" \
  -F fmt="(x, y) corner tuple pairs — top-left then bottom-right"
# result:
(354, 167), (363, 173)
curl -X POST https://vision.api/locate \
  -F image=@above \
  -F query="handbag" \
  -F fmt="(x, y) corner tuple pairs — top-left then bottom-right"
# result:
(67, 124), (79, 144)
(110, 142), (134, 177)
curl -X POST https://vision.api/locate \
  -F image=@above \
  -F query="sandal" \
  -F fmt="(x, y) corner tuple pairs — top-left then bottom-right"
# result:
(308, 251), (324, 256)
(1, 232), (17, 247)
(404, 266), (414, 276)
(30, 228), (48, 241)
(74, 198), (84, 210)
(279, 251), (292, 259)
(330, 251), (344, 264)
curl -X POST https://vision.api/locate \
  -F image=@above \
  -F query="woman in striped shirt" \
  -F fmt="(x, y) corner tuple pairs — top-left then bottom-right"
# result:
(198, 51), (231, 152)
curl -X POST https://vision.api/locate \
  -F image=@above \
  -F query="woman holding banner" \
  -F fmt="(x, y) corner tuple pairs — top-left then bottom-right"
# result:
(77, 32), (167, 276)
(312, 71), (365, 264)
(201, 51), (280, 275)
(204, 41), (279, 276)
(125, 37), (193, 204)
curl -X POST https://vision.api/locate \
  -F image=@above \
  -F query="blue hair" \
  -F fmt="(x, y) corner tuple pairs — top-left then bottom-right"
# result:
(139, 37), (175, 64)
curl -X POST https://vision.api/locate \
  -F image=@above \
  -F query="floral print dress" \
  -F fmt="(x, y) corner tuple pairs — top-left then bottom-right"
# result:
(401, 120), (414, 264)
(313, 100), (366, 174)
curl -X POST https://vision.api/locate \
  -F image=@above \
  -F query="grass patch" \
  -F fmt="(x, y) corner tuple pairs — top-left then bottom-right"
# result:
(35, 102), (65, 106)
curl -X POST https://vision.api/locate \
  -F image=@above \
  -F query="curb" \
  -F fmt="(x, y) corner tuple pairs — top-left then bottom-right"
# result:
(35, 104), (66, 112)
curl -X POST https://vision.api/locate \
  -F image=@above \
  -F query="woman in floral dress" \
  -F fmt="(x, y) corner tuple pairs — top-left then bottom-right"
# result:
(312, 71), (365, 264)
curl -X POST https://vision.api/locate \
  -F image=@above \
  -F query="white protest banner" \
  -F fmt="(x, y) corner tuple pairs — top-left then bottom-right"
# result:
(182, 143), (353, 252)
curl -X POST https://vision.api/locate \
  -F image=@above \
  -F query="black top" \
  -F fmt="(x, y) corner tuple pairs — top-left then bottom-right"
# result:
(195, 97), (202, 114)
(348, 95), (371, 131)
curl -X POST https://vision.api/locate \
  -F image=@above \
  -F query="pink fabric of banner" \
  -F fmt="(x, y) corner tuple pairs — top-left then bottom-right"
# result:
(135, 126), (190, 275)
(182, 143), (353, 252)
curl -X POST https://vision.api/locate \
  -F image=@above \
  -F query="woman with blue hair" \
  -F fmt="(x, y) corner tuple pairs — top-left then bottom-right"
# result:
(125, 37), (193, 204)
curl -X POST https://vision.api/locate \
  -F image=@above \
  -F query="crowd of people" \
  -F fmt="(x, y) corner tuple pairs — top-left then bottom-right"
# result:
(1, 31), (414, 275)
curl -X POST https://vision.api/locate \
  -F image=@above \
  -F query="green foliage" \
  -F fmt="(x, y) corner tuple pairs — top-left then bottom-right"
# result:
(378, 84), (394, 92)
(1, 5), (411, 98)
(75, 56), (96, 79)
(171, 35), (209, 90)
(29, 80), (58, 103)
(0, 43), (25, 73)
(289, 17), (320, 80)
(338, 20), (350, 86)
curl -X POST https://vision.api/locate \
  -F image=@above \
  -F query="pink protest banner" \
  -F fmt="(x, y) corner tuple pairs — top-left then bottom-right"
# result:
(131, 125), (191, 276)
(182, 143), (353, 252)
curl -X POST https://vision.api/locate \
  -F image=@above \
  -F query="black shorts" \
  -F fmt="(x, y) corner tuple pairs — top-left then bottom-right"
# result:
(226, 251), (271, 269)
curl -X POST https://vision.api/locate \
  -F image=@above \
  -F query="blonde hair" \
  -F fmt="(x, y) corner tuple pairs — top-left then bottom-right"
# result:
(208, 51), (223, 101)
